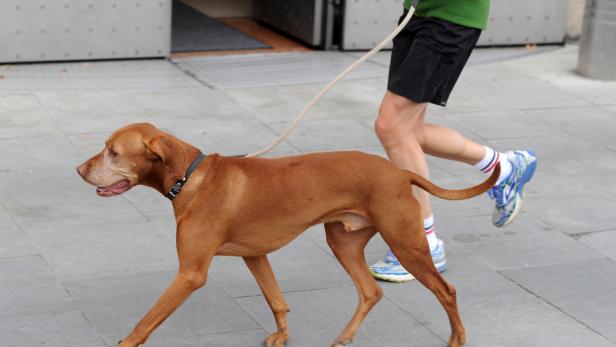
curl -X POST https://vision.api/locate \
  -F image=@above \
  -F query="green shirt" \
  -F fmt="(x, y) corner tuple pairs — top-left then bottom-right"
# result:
(404, 0), (490, 30)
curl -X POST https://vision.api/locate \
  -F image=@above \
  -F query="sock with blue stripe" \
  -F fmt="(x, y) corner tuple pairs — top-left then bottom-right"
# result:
(424, 215), (438, 252)
(473, 146), (512, 185)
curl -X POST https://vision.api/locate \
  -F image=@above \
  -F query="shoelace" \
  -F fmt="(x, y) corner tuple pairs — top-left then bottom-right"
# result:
(488, 181), (507, 208)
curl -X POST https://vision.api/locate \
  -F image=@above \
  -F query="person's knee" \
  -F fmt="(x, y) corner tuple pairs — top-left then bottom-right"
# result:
(375, 92), (425, 145)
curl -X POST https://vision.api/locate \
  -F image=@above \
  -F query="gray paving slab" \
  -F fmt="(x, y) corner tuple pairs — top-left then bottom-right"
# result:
(0, 204), (39, 258)
(209, 234), (352, 298)
(378, 250), (531, 312)
(0, 135), (81, 172)
(0, 255), (75, 319)
(444, 63), (591, 114)
(577, 230), (616, 261)
(167, 118), (299, 156)
(0, 59), (201, 93)
(223, 79), (386, 124)
(520, 105), (616, 148)
(174, 52), (388, 89)
(146, 210), (178, 241)
(120, 187), (173, 216)
(29, 219), (177, 281)
(442, 109), (557, 141)
(0, 169), (144, 231)
(0, 228), (38, 258)
(146, 329), (267, 347)
(267, 118), (382, 152)
(501, 259), (616, 344)
(402, 294), (613, 347)
(528, 190), (616, 235)
(35, 88), (252, 134)
(63, 271), (261, 346)
(0, 311), (105, 347)
(598, 326), (616, 345)
(436, 214), (603, 270)
(504, 45), (616, 106)
(237, 286), (444, 347)
(0, 94), (64, 139)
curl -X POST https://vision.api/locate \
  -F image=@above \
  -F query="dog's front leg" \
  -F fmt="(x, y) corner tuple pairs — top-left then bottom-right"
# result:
(244, 255), (290, 347)
(118, 226), (223, 346)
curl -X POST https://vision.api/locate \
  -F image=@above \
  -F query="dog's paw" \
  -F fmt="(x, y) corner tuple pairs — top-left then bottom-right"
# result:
(447, 330), (467, 347)
(263, 331), (289, 347)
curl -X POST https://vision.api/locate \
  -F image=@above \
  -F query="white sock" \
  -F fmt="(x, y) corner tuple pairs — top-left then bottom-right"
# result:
(473, 146), (512, 185)
(424, 215), (438, 252)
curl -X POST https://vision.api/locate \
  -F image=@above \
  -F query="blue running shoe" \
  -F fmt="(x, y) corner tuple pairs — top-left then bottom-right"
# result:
(489, 150), (537, 227)
(370, 240), (447, 282)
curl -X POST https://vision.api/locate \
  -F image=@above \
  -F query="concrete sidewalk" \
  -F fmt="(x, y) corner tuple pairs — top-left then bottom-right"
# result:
(1, 44), (616, 347)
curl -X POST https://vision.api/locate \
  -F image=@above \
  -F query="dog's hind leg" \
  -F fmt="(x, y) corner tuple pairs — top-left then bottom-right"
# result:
(376, 199), (466, 347)
(244, 255), (290, 347)
(324, 222), (380, 347)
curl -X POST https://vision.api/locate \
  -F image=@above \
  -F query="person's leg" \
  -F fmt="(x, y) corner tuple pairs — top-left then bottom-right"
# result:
(369, 91), (449, 282)
(374, 91), (432, 220)
(412, 119), (512, 184)
(414, 122), (485, 164)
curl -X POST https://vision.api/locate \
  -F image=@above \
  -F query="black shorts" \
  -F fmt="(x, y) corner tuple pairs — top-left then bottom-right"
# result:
(387, 13), (481, 106)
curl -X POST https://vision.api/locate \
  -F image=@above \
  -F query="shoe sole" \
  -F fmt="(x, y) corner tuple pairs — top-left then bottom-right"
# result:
(498, 151), (537, 227)
(371, 271), (416, 282)
(371, 259), (447, 283)
(434, 260), (447, 273)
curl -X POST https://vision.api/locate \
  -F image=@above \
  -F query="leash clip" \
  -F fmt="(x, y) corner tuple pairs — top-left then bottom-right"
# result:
(165, 152), (206, 201)
(167, 178), (186, 200)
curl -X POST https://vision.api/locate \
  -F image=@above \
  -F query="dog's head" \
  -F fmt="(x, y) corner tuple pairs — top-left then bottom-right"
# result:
(77, 123), (189, 197)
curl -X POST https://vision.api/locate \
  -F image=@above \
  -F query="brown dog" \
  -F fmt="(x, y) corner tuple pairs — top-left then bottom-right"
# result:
(77, 123), (499, 347)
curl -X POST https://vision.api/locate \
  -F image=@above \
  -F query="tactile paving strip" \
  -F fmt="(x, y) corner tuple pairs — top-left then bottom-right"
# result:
(0, 59), (202, 93)
(173, 52), (389, 89)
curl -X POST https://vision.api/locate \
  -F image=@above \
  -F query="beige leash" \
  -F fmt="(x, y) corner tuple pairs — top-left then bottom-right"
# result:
(245, 6), (417, 157)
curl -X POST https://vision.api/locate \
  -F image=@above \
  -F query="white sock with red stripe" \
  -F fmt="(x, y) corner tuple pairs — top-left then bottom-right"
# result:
(474, 146), (512, 185)
(424, 215), (438, 252)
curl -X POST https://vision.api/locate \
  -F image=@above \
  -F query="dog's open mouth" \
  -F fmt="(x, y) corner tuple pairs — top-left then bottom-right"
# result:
(96, 179), (132, 196)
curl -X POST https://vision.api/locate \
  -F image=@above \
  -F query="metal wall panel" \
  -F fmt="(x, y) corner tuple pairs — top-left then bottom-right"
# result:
(256, 0), (323, 46)
(478, 0), (566, 46)
(341, 0), (566, 50)
(342, 0), (402, 50)
(0, 0), (171, 63)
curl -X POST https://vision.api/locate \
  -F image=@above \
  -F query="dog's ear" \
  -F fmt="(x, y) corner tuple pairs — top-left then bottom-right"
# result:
(144, 136), (185, 180)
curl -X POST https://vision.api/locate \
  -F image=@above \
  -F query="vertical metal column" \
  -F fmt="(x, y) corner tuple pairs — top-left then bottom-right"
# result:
(578, 0), (616, 80)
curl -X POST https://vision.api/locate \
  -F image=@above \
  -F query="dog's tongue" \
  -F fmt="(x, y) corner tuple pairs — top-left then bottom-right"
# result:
(96, 180), (131, 195)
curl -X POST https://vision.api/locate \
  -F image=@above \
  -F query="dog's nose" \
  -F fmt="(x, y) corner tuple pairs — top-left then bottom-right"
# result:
(76, 164), (87, 178)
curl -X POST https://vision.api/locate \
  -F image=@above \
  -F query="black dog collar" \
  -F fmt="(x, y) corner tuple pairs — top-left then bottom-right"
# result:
(166, 153), (206, 201)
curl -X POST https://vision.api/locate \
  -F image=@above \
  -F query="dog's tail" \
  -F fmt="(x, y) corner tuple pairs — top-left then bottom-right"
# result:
(409, 162), (500, 200)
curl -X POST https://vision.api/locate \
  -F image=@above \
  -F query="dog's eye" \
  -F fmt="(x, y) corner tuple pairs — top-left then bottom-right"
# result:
(108, 148), (118, 158)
